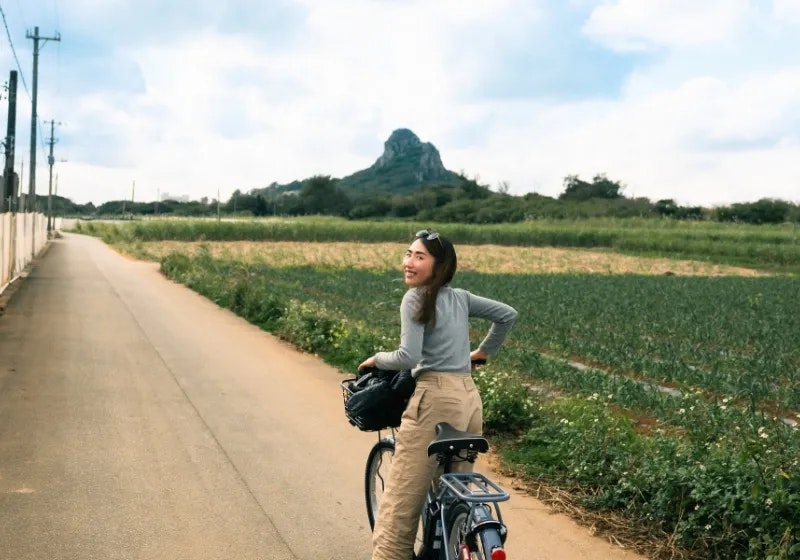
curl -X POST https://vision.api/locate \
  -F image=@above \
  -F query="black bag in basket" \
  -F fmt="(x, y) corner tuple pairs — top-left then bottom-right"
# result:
(345, 367), (415, 431)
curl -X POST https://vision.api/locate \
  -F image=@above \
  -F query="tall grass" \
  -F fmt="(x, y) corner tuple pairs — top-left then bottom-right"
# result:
(71, 217), (800, 272)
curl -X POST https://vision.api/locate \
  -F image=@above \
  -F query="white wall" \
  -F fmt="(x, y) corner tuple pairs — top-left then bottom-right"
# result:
(0, 213), (61, 294)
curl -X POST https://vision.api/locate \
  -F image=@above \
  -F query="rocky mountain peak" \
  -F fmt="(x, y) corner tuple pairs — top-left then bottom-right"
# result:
(374, 128), (449, 181)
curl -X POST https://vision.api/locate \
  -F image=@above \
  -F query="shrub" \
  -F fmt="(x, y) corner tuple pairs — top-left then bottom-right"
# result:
(473, 367), (537, 434)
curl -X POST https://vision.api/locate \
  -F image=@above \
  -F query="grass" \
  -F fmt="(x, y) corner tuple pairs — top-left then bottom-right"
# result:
(70, 216), (800, 274)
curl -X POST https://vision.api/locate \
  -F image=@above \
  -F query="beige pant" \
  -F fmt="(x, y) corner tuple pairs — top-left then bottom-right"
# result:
(372, 372), (483, 560)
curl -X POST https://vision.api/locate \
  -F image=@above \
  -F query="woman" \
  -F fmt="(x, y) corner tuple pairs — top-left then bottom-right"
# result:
(359, 229), (517, 560)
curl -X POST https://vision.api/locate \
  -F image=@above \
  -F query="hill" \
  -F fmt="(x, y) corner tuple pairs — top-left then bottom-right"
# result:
(255, 128), (461, 198)
(337, 128), (461, 195)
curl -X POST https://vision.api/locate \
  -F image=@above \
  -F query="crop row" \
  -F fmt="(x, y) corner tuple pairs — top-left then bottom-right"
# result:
(166, 251), (799, 411)
(468, 273), (800, 412)
(74, 218), (800, 271)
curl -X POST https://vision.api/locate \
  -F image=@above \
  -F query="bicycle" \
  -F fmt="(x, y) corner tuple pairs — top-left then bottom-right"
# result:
(342, 365), (510, 560)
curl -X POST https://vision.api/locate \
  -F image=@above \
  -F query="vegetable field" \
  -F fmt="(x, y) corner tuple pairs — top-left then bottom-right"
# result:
(76, 218), (800, 559)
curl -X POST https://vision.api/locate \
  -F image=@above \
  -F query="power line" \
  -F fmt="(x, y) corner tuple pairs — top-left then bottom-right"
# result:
(0, 2), (32, 100)
(2, 2), (63, 200)
(0, 3), (45, 164)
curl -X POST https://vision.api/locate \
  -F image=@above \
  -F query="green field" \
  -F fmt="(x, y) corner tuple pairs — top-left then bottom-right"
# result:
(74, 216), (800, 273)
(75, 218), (800, 559)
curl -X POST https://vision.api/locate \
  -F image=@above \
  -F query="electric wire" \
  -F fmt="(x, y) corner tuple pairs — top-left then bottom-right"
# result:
(1, 0), (61, 187)
(0, 1), (32, 100)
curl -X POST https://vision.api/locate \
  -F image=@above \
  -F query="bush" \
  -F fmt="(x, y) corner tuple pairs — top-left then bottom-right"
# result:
(230, 280), (284, 329)
(473, 367), (537, 434)
(275, 299), (384, 371)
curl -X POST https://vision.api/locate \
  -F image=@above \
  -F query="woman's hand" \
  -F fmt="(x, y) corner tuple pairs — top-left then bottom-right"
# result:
(470, 348), (488, 368)
(358, 356), (377, 371)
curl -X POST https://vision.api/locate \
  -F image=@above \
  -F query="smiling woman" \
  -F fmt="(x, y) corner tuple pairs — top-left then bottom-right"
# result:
(402, 238), (436, 288)
(403, 229), (451, 284)
(355, 229), (518, 560)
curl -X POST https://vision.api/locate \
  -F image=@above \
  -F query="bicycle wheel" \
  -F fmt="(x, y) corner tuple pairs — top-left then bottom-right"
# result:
(365, 438), (431, 559)
(365, 438), (395, 531)
(444, 502), (472, 559)
(445, 502), (507, 560)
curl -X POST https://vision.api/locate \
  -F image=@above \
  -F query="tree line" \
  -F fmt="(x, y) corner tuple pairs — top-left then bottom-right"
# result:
(43, 174), (800, 225)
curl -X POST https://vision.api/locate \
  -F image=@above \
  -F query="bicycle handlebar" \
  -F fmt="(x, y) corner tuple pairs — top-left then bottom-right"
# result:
(358, 358), (487, 376)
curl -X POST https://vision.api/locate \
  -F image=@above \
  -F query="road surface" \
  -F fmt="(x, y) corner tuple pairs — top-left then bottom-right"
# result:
(0, 233), (645, 559)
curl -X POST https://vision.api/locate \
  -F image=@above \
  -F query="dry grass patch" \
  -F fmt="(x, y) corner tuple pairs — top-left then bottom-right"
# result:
(118, 240), (768, 277)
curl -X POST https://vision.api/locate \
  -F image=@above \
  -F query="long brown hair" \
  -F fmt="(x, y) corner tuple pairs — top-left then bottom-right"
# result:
(413, 230), (457, 325)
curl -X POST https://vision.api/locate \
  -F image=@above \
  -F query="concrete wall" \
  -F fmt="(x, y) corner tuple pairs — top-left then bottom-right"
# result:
(1, 213), (61, 294)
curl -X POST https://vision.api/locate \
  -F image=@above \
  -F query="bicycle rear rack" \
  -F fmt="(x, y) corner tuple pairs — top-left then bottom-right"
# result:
(439, 473), (510, 503)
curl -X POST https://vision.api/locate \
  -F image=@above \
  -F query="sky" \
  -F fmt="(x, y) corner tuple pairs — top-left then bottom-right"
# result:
(0, 0), (798, 207)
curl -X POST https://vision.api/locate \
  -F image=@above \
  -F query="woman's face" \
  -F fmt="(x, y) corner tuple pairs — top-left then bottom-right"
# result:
(403, 239), (435, 287)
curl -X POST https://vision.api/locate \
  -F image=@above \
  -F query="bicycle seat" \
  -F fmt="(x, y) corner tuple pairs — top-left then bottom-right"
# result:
(427, 422), (489, 457)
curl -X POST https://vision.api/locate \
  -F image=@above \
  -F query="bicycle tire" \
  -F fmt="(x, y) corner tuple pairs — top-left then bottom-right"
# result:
(365, 438), (432, 559)
(445, 502), (507, 560)
(365, 438), (395, 531)
(444, 501), (472, 559)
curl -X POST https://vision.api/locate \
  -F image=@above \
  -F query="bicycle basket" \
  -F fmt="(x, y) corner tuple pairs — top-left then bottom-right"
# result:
(341, 368), (412, 432)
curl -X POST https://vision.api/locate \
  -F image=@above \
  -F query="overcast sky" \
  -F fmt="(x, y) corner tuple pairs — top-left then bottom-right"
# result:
(1, 0), (799, 206)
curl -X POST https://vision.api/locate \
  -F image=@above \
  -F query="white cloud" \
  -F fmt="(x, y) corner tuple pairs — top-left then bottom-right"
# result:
(439, 66), (800, 206)
(583, 0), (753, 51)
(773, 0), (800, 21)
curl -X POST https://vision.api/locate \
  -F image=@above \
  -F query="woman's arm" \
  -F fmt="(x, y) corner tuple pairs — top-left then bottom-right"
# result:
(468, 293), (517, 355)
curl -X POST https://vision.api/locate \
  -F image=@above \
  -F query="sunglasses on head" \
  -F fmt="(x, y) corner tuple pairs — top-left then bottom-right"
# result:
(416, 229), (443, 247)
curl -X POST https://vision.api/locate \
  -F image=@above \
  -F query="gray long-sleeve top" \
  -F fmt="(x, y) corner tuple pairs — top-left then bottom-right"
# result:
(374, 286), (517, 377)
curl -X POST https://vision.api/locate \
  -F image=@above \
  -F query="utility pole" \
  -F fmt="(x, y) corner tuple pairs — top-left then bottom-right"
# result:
(3, 71), (18, 212)
(46, 119), (60, 231)
(129, 180), (135, 219)
(26, 26), (61, 212)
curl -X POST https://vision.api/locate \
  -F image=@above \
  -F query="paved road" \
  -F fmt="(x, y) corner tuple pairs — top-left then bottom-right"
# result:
(0, 234), (645, 560)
